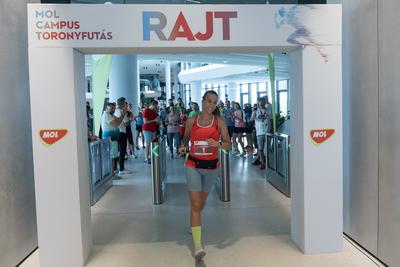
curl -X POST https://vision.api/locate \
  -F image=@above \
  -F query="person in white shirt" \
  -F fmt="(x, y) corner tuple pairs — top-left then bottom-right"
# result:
(101, 102), (127, 175)
(114, 97), (130, 175)
(250, 96), (272, 170)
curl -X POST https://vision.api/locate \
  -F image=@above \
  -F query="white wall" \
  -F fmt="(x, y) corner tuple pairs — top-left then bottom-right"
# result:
(342, 0), (379, 256)
(377, 1), (400, 265)
(0, 1), (38, 266)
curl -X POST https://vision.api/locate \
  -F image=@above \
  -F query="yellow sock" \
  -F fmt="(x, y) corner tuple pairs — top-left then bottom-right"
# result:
(191, 226), (202, 249)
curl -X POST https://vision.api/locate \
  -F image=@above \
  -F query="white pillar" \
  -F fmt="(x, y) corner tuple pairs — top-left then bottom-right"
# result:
(189, 63), (202, 104)
(165, 61), (171, 100)
(290, 46), (343, 254)
(173, 64), (180, 99)
(227, 82), (239, 103)
(190, 81), (202, 106)
(109, 55), (139, 114)
(29, 48), (91, 267)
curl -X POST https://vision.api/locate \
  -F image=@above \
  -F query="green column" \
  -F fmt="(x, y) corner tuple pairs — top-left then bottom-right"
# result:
(268, 53), (277, 134)
(92, 55), (113, 135)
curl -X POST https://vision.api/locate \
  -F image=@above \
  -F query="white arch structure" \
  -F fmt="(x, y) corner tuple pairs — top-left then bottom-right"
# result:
(27, 4), (342, 267)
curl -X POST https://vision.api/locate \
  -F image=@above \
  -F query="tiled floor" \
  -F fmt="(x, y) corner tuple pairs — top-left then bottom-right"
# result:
(21, 149), (382, 267)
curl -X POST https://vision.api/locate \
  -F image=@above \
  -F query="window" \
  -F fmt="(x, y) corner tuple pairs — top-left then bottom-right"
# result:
(278, 80), (287, 90)
(276, 79), (289, 116)
(278, 91), (288, 115)
(240, 83), (249, 107)
(241, 94), (249, 106)
(241, 83), (248, 93)
(219, 85), (226, 102)
(251, 83), (258, 104)
(184, 84), (191, 106)
(257, 82), (267, 100)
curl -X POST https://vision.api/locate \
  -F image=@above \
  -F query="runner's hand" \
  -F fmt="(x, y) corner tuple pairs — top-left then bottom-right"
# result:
(206, 138), (218, 147)
(178, 145), (186, 155)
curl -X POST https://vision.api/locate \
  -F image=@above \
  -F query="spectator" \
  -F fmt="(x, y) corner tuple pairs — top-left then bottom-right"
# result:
(101, 102), (126, 176)
(251, 96), (272, 169)
(165, 103), (181, 158)
(142, 100), (159, 164)
(114, 97), (130, 175)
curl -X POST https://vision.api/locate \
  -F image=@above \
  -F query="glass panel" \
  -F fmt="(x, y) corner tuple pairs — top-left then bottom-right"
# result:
(185, 84), (191, 105)
(241, 94), (249, 107)
(267, 136), (275, 171)
(278, 80), (287, 90)
(101, 140), (111, 178)
(279, 91), (288, 115)
(251, 83), (258, 104)
(276, 137), (286, 180)
(259, 82), (266, 92)
(89, 142), (102, 186)
(241, 83), (248, 93)
(185, 93), (190, 106)
(220, 86), (226, 102)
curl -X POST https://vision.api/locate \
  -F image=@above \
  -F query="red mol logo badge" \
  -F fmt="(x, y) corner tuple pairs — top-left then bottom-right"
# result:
(310, 129), (335, 145)
(39, 129), (68, 146)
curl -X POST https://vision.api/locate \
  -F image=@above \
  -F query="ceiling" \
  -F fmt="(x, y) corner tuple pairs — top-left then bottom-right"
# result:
(86, 52), (289, 84)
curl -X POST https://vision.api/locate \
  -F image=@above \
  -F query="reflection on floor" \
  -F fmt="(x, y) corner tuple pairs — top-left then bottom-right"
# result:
(21, 149), (381, 267)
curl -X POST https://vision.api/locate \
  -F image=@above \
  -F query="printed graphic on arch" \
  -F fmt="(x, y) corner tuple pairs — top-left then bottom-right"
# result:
(39, 129), (68, 146)
(142, 11), (238, 41)
(310, 129), (335, 145)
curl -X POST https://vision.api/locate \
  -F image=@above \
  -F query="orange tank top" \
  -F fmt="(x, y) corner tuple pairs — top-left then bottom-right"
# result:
(185, 115), (219, 168)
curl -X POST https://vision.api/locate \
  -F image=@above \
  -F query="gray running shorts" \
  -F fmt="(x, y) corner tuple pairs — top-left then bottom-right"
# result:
(185, 166), (218, 193)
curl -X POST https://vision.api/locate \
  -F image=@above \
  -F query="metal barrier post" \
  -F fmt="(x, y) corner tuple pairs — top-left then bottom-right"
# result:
(216, 149), (231, 202)
(151, 136), (167, 204)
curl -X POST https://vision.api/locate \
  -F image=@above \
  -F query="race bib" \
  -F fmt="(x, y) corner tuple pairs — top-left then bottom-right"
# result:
(193, 140), (214, 156)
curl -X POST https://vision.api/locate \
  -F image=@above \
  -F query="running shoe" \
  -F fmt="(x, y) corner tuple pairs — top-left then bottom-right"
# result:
(117, 170), (128, 175)
(194, 247), (206, 261)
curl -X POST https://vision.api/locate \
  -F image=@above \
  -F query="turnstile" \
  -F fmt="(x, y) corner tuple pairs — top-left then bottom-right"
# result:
(151, 136), (167, 204)
(88, 138), (113, 205)
(266, 133), (290, 197)
(215, 149), (231, 202)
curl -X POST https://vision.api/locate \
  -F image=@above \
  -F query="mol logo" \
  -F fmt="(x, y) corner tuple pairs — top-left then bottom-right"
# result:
(143, 11), (237, 41)
(310, 129), (335, 145)
(39, 129), (68, 146)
